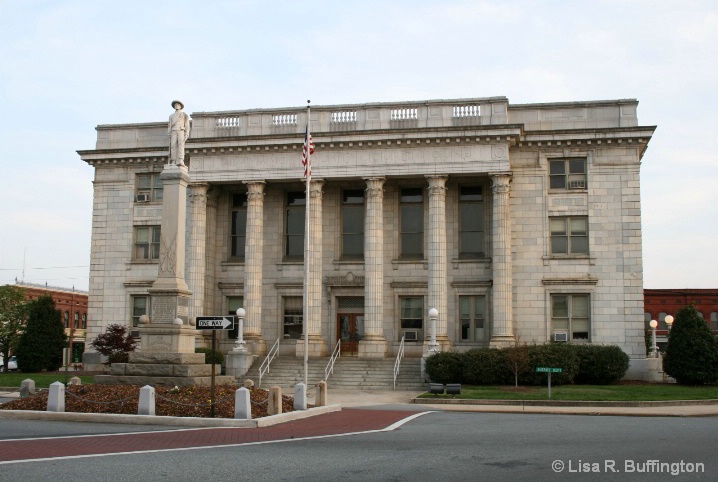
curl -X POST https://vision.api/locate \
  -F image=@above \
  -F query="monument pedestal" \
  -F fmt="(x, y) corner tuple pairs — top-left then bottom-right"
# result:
(225, 351), (257, 379)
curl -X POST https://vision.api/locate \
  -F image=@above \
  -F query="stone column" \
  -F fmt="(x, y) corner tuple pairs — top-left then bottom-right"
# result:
(243, 181), (266, 355)
(359, 177), (387, 358)
(187, 182), (209, 325)
(144, 164), (195, 354)
(490, 173), (515, 346)
(297, 179), (327, 357)
(426, 175), (450, 351)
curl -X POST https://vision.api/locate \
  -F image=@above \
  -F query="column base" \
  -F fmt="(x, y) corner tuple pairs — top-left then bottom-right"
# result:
(295, 335), (328, 358)
(423, 336), (451, 355)
(244, 335), (267, 357)
(489, 335), (516, 348)
(358, 338), (387, 359)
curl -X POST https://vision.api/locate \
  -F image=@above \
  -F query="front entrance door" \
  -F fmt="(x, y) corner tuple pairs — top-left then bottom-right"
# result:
(337, 314), (364, 356)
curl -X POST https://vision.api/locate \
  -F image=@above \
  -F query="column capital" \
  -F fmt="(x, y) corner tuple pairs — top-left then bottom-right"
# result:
(490, 173), (512, 193)
(243, 180), (266, 201)
(189, 182), (210, 206)
(363, 177), (386, 198)
(425, 174), (448, 195)
(309, 178), (324, 199)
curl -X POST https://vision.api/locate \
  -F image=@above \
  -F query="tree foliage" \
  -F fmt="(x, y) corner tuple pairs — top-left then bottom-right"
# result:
(15, 295), (67, 372)
(90, 324), (137, 365)
(663, 305), (718, 385)
(0, 285), (27, 371)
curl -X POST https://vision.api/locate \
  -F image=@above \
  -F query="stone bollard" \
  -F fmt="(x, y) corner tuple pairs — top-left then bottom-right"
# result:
(267, 386), (282, 415)
(317, 380), (328, 407)
(47, 381), (65, 412)
(138, 385), (156, 416)
(20, 379), (36, 398)
(243, 379), (254, 389)
(69, 376), (82, 386)
(234, 387), (251, 420)
(294, 383), (307, 410)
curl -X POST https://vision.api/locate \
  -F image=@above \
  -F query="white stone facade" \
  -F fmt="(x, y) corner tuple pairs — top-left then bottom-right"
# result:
(79, 97), (654, 361)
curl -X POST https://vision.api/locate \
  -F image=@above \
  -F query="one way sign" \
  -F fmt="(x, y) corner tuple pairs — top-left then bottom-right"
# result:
(195, 316), (235, 330)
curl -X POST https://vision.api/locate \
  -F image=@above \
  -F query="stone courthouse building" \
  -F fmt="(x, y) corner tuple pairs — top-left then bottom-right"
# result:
(78, 96), (655, 374)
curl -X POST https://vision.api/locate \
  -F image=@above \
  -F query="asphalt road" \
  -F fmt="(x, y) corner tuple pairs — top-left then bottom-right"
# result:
(1, 412), (716, 481)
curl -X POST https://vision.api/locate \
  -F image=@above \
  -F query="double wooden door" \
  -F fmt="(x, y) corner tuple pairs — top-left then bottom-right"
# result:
(337, 313), (364, 356)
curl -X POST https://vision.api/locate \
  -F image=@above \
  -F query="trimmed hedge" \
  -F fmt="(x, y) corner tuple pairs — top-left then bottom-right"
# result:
(195, 347), (224, 365)
(425, 343), (629, 386)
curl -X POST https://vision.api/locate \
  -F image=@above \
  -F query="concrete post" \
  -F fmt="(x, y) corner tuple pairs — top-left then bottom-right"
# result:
(69, 376), (82, 386)
(47, 381), (65, 412)
(294, 382), (307, 410)
(20, 379), (36, 398)
(316, 380), (328, 407)
(268, 386), (282, 415)
(138, 385), (156, 416)
(234, 387), (252, 420)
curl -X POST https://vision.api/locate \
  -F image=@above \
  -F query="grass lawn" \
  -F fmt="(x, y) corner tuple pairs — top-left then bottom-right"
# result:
(0, 372), (95, 389)
(418, 384), (718, 401)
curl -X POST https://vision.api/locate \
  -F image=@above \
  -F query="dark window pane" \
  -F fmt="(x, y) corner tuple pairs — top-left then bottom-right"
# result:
(233, 194), (248, 207)
(460, 205), (483, 231)
(551, 237), (568, 254)
(459, 186), (483, 201)
(550, 176), (566, 189)
(287, 191), (306, 206)
(549, 161), (565, 175)
(460, 232), (483, 256)
(343, 206), (363, 234)
(343, 234), (363, 257)
(569, 159), (586, 174)
(232, 210), (247, 236)
(343, 190), (364, 204)
(287, 210), (305, 234)
(552, 296), (569, 317)
(401, 205), (423, 232)
(571, 236), (588, 254)
(286, 236), (303, 257)
(461, 318), (470, 339)
(402, 233), (423, 257)
(232, 236), (245, 258)
(400, 188), (423, 203)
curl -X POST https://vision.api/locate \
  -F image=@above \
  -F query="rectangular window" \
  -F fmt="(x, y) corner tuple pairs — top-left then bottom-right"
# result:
(131, 295), (150, 327)
(400, 297), (423, 340)
(285, 192), (305, 259)
(459, 186), (485, 259)
(227, 296), (243, 339)
(551, 294), (590, 341)
(549, 158), (587, 190)
(400, 188), (423, 259)
(283, 296), (303, 339)
(134, 226), (161, 260)
(136, 173), (163, 202)
(550, 217), (588, 255)
(459, 295), (486, 341)
(342, 189), (364, 259)
(230, 194), (248, 259)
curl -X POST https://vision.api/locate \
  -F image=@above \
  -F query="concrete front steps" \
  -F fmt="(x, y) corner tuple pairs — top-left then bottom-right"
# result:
(242, 356), (426, 391)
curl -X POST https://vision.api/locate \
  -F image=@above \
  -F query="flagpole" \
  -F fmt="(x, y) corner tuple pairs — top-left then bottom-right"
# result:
(303, 100), (311, 388)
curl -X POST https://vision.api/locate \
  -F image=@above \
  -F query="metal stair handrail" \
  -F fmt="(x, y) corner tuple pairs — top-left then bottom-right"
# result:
(324, 339), (341, 381)
(393, 335), (405, 390)
(259, 338), (280, 387)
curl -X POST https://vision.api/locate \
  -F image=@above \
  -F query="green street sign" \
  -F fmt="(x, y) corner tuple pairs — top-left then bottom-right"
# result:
(536, 367), (563, 373)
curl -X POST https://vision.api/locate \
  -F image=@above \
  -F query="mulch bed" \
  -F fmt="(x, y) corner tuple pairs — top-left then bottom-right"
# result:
(0, 384), (301, 419)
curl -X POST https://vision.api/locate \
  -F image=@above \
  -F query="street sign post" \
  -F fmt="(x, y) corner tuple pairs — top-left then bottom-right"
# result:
(195, 316), (236, 416)
(536, 367), (563, 399)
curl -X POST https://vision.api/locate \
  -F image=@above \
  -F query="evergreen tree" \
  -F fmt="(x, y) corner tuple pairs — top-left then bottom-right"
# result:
(663, 305), (718, 385)
(15, 295), (67, 372)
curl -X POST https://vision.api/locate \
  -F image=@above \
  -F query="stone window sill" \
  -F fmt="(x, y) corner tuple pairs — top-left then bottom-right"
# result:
(542, 255), (595, 266)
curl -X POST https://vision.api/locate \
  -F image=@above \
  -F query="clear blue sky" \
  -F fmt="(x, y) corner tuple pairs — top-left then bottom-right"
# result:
(1, 0), (716, 291)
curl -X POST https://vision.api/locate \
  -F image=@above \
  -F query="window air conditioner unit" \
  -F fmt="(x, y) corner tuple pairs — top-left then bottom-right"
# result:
(135, 194), (150, 202)
(403, 330), (419, 341)
(130, 330), (140, 338)
(568, 179), (586, 189)
(553, 332), (568, 342)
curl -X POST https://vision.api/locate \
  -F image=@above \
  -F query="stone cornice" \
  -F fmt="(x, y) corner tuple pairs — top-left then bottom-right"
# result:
(541, 277), (599, 286)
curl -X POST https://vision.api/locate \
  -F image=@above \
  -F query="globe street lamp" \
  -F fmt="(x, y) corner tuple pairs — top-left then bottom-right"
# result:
(649, 319), (658, 357)
(428, 308), (439, 355)
(233, 308), (247, 353)
(665, 315), (674, 332)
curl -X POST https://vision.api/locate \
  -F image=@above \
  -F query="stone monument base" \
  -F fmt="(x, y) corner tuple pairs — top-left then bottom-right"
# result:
(94, 352), (235, 387)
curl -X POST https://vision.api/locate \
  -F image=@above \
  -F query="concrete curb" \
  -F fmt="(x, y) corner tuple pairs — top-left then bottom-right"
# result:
(0, 404), (342, 428)
(412, 398), (718, 407)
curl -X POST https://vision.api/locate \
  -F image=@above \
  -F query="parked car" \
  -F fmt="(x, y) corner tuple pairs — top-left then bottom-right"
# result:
(0, 356), (18, 372)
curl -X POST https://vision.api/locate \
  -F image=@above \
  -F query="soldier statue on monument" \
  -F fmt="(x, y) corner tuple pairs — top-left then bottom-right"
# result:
(168, 100), (191, 166)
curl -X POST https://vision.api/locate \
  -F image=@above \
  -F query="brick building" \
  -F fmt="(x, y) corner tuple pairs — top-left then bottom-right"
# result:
(78, 96), (655, 377)
(644, 289), (718, 350)
(14, 281), (88, 363)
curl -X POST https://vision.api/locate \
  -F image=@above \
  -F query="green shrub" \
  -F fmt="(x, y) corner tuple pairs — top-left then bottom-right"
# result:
(573, 345), (629, 384)
(15, 296), (67, 372)
(196, 347), (224, 365)
(463, 348), (512, 385)
(663, 305), (718, 385)
(520, 344), (578, 385)
(425, 351), (464, 384)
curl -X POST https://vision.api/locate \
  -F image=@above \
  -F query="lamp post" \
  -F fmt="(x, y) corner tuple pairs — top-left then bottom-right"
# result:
(233, 308), (247, 353)
(428, 308), (439, 355)
(665, 315), (674, 332)
(649, 319), (658, 358)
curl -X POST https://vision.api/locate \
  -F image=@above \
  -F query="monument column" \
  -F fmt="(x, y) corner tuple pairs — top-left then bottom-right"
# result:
(297, 179), (327, 357)
(243, 181), (267, 355)
(143, 164), (195, 353)
(359, 177), (387, 358)
(490, 173), (515, 346)
(426, 175), (450, 351)
(187, 182), (209, 325)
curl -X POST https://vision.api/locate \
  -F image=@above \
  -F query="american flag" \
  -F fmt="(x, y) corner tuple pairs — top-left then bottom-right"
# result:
(301, 126), (314, 178)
